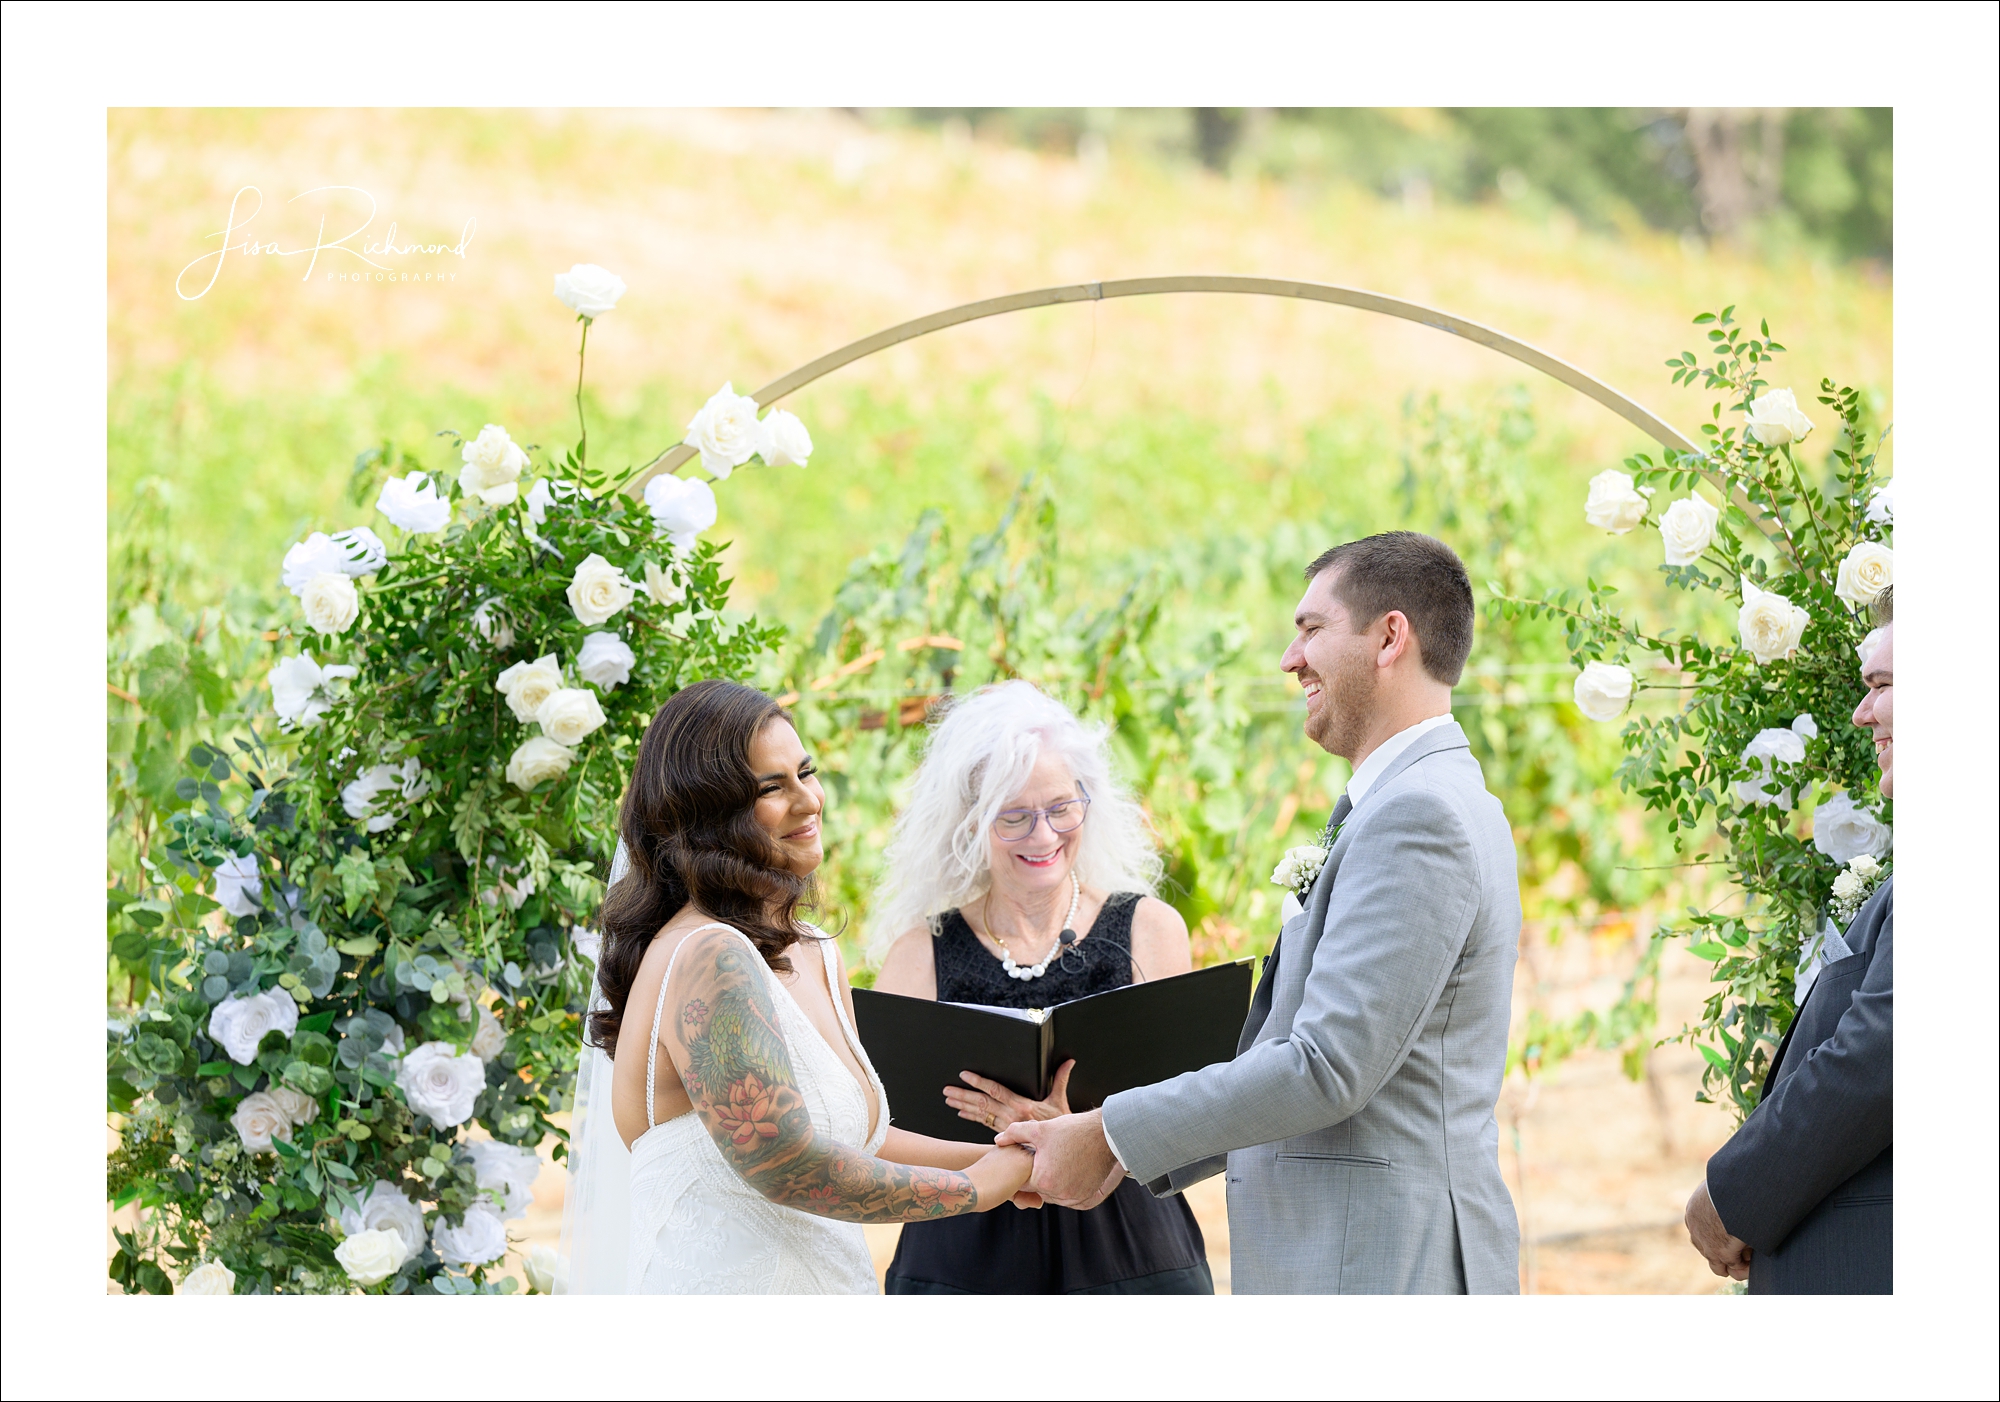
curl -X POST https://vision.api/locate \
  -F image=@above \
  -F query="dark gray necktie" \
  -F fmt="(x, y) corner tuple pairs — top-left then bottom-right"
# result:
(1244, 794), (1352, 1045)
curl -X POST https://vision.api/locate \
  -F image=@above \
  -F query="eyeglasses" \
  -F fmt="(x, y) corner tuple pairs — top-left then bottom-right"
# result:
(993, 786), (1092, 841)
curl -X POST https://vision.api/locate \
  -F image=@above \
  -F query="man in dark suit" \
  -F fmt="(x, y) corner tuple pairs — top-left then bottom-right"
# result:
(1683, 587), (1894, 1293)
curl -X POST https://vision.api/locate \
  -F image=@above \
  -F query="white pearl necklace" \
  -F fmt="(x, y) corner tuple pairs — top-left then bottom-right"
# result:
(993, 873), (1082, 981)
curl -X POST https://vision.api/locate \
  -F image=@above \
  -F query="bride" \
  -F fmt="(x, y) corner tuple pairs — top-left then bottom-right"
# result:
(560, 679), (1034, 1293)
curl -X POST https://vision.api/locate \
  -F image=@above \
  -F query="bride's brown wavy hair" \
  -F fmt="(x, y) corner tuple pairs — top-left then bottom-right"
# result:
(589, 679), (817, 1054)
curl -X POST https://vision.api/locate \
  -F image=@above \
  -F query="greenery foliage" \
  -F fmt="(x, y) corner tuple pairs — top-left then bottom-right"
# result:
(1503, 308), (1892, 1117)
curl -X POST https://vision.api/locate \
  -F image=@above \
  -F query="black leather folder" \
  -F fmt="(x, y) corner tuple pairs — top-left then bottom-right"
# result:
(850, 959), (1256, 1144)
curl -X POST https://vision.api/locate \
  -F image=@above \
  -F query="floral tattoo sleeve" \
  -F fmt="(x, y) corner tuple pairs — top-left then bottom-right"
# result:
(669, 930), (980, 1223)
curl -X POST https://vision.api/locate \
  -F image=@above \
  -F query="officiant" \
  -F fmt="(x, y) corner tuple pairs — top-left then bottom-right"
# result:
(868, 681), (1212, 1294)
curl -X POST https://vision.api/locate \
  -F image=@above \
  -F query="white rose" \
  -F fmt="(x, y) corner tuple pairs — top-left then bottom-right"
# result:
(495, 654), (565, 724)
(267, 1084), (321, 1130)
(459, 424), (529, 507)
(342, 763), (404, 832)
(644, 474), (718, 549)
(1834, 541), (1893, 608)
(536, 687), (608, 746)
(554, 263), (626, 319)
(281, 532), (350, 594)
(565, 553), (635, 626)
(432, 1203), (511, 1267)
(463, 1139), (542, 1219)
(523, 477), (591, 527)
(1848, 854), (1882, 882)
(376, 471), (453, 534)
(758, 408), (813, 468)
(1812, 791), (1892, 864)
(213, 852), (262, 917)
(507, 735), (575, 792)
(1829, 868), (1865, 905)
(524, 1243), (560, 1295)
(1736, 727), (1807, 809)
(682, 382), (763, 479)
(396, 1041), (488, 1127)
(470, 598), (515, 650)
(300, 571), (360, 635)
(1744, 387), (1814, 448)
(180, 1261), (236, 1295)
(334, 1228), (406, 1288)
(1791, 713), (1819, 740)
(1737, 576), (1811, 665)
(576, 632), (635, 690)
(643, 559), (686, 608)
(1573, 661), (1635, 722)
(208, 987), (299, 1065)
(1583, 469), (1651, 534)
(1865, 482), (1893, 525)
(471, 1005), (507, 1061)
(331, 526), (388, 576)
(338, 1181), (426, 1264)
(231, 1090), (292, 1153)
(270, 653), (357, 729)
(1657, 492), (1720, 567)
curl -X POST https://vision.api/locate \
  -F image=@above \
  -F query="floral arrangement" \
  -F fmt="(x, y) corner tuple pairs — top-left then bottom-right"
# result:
(1507, 307), (1891, 1116)
(107, 266), (806, 1293)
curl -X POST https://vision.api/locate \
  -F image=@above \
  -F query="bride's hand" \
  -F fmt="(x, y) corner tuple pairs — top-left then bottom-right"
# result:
(943, 1060), (1075, 1133)
(965, 1144), (1035, 1211)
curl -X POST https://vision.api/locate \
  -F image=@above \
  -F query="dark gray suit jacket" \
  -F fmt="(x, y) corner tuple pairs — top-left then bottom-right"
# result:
(1706, 877), (1892, 1293)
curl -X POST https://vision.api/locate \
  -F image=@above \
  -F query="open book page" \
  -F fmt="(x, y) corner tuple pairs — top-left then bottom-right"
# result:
(940, 1000), (1047, 1024)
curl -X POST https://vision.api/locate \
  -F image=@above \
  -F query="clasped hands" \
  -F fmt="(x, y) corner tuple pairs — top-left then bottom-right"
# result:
(945, 1060), (1125, 1210)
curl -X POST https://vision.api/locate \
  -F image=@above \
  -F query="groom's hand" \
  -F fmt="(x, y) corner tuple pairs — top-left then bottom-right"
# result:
(1683, 1179), (1752, 1281)
(996, 1109), (1121, 1208)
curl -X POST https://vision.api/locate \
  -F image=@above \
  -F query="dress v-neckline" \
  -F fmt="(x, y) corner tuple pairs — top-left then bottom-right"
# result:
(774, 934), (883, 1144)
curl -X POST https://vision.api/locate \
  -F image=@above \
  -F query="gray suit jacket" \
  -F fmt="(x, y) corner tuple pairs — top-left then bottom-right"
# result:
(1101, 723), (1523, 1293)
(1706, 878), (1892, 1293)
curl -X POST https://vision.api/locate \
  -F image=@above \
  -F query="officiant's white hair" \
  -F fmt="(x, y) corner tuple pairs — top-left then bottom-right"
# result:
(867, 680), (1162, 959)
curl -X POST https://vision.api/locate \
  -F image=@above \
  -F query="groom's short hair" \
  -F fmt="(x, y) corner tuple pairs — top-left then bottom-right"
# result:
(1306, 532), (1474, 685)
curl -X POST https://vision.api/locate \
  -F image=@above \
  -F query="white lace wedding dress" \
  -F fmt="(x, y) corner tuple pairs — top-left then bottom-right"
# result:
(625, 925), (890, 1294)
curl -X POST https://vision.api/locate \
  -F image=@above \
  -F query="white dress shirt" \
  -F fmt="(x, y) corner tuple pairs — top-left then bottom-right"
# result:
(1105, 712), (1457, 1171)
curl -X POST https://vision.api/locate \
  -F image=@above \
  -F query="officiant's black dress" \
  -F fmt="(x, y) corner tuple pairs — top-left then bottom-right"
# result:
(882, 893), (1214, 1294)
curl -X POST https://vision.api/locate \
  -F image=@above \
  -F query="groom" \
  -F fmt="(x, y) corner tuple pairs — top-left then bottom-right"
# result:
(1003, 532), (1522, 1293)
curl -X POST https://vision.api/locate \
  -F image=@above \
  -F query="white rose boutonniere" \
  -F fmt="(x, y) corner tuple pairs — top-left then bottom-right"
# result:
(396, 1041), (488, 1128)
(644, 474), (718, 549)
(432, 1203), (510, 1267)
(269, 653), (358, 730)
(683, 382), (764, 479)
(1271, 843), (1328, 900)
(180, 1260), (236, 1295)
(300, 571), (360, 635)
(554, 263), (626, 319)
(334, 1228), (407, 1288)
(376, 471), (452, 534)
(1737, 575), (1811, 665)
(536, 687), (608, 746)
(459, 424), (529, 507)
(208, 987), (299, 1065)
(565, 553), (635, 627)
(1572, 661), (1635, 722)
(1583, 469), (1652, 534)
(1736, 726), (1808, 808)
(758, 408), (813, 468)
(506, 735), (576, 792)
(495, 654), (565, 723)
(1744, 387), (1814, 447)
(1657, 492), (1720, 566)
(1827, 853), (1886, 925)
(576, 632), (636, 690)
(231, 1090), (293, 1153)
(1811, 791), (1892, 864)
(1833, 541), (1892, 608)
(338, 1182), (426, 1264)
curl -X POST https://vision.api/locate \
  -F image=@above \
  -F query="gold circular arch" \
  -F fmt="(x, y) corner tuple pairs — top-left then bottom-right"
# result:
(631, 274), (1705, 494)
